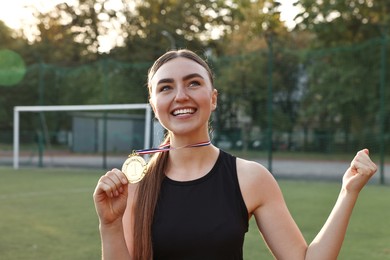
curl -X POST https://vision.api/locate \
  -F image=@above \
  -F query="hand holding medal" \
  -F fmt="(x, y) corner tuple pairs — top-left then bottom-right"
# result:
(121, 141), (211, 183)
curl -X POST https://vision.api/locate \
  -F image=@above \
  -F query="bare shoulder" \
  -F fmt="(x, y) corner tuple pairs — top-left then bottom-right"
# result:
(236, 157), (276, 186)
(236, 157), (281, 215)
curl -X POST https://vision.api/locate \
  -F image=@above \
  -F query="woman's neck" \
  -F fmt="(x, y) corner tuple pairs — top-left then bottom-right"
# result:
(165, 144), (219, 181)
(167, 132), (210, 148)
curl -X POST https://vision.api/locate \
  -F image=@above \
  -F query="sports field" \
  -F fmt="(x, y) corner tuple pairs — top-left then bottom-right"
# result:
(0, 166), (389, 259)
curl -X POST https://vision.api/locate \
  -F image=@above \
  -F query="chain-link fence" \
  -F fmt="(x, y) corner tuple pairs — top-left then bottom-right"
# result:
(0, 38), (388, 182)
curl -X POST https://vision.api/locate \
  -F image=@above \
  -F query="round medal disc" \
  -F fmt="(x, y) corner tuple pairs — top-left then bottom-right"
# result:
(122, 155), (147, 183)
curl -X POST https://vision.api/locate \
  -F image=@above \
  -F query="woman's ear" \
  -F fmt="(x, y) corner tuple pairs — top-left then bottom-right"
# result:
(149, 98), (158, 119)
(211, 89), (218, 111)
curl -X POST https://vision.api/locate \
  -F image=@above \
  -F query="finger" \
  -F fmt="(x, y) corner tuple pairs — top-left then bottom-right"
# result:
(355, 150), (377, 171)
(105, 169), (128, 193)
(94, 177), (115, 199)
(352, 160), (377, 179)
(100, 176), (119, 197)
(357, 149), (369, 159)
(105, 169), (128, 191)
(106, 170), (123, 190)
(102, 170), (127, 196)
(94, 166), (130, 196)
(111, 168), (129, 185)
(352, 149), (371, 167)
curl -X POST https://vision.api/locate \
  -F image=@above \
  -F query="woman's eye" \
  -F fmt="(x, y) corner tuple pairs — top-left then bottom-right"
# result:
(188, 80), (201, 87)
(160, 85), (171, 92)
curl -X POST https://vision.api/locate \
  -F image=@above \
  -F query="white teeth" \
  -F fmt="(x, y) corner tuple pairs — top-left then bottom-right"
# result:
(173, 108), (195, 116)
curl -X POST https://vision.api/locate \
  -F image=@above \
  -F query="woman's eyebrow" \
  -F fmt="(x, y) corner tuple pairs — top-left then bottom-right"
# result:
(157, 78), (174, 85)
(156, 73), (204, 85)
(182, 73), (204, 81)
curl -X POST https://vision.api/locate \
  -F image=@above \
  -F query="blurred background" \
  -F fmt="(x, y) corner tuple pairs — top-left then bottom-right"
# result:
(0, 0), (389, 183)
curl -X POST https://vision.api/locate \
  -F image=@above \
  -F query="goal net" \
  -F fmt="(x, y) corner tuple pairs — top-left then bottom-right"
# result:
(13, 104), (163, 169)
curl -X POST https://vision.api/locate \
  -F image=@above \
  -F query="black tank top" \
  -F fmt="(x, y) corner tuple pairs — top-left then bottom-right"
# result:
(152, 150), (249, 260)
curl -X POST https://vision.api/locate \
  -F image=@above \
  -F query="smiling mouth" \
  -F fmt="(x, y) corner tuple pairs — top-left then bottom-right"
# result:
(172, 108), (196, 116)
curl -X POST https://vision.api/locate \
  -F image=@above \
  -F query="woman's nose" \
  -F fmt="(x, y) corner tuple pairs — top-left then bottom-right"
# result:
(174, 86), (189, 101)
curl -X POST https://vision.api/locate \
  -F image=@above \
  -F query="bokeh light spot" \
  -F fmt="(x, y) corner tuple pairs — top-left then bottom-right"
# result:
(0, 49), (26, 87)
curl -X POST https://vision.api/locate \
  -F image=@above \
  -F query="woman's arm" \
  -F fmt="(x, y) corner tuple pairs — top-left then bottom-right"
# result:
(238, 149), (377, 260)
(93, 168), (134, 260)
(305, 149), (377, 259)
(99, 219), (131, 260)
(238, 159), (308, 259)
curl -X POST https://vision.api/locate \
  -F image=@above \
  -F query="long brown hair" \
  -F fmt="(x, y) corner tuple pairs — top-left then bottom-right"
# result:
(132, 49), (214, 259)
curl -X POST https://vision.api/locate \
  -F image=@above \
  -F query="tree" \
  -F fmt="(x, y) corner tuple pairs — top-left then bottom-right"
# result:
(300, 41), (382, 151)
(29, 1), (110, 63)
(213, 0), (305, 150)
(0, 21), (31, 130)
(112, 0), (238, 61)
(295, 0), (390, 45)
(294, 0), (389, 151)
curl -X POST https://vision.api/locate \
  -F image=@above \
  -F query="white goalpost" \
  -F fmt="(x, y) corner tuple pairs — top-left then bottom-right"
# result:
(13, 104), (153, 169)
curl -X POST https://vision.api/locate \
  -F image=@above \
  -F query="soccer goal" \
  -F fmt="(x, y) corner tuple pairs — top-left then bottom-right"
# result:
(13, 104), (155, 169)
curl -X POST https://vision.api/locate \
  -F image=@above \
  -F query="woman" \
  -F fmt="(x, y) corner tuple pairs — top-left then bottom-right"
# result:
(93, 49), (377, 260)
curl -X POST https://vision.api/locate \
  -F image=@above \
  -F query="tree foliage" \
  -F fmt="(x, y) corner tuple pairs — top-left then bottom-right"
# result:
(109, 0), (239, 61)
(0, 0), (388, 152)
(293, 0), (390, 151)
(213, 0), (304, 149)
(295, 0), (390, 45)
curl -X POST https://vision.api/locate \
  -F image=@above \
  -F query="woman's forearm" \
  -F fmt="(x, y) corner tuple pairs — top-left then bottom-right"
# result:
(100, 220), (131, 260)
(305, 189), (359, 259)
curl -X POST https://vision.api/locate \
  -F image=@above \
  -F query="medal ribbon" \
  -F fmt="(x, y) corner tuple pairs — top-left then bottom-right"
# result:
(134, 140), (211, 155)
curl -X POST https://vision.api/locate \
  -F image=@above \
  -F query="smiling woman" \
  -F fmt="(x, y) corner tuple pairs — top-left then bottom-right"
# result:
(93, 49), (377, 260)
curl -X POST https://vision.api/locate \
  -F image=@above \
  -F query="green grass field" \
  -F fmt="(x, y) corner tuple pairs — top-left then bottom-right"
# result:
(0, 166), (389, 259)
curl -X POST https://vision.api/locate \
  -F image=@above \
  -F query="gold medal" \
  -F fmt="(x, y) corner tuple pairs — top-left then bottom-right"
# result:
(122, 153), (147, 183)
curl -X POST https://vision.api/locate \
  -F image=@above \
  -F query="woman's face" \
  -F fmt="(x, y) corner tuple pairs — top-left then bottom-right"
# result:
(149, 57), (217, 137)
